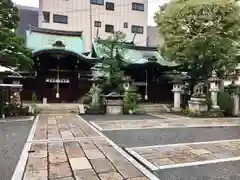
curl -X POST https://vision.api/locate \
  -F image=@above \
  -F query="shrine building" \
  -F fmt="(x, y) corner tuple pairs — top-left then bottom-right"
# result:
(7, 26), (178, 103)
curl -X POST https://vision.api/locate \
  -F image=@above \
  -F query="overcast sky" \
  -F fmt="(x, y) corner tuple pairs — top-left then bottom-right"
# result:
(12, 0), (170, 26)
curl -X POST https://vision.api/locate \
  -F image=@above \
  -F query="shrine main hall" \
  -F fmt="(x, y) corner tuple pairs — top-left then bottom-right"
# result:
(10, 27), (177, 103)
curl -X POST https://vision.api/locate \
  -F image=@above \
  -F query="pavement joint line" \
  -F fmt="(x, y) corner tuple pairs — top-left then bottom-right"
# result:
(156, 156), (240, 170)
(148, 112), (240, 120)
(11, 115), (39, 180)
(77, 115), (160, 180)
(130, 139), (240, 150)
(90, 119), (167, 123)
(75, 114), (105, 137)
(147, 113), (191, 120)
(96, 124), (240, 131)
(28, 136), (107, 143)
(126, 148), (158, 171)
(127, 148), (240, 170)
(90, 121), (103, 131)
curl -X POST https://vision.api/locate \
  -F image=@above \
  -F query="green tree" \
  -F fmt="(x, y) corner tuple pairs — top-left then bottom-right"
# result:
(155, 0), (240, 85)
(0, 0), (33, 70)
(97, 31), (128, 94)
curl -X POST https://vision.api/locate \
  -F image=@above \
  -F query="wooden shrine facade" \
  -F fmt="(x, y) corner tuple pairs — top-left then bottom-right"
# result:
(5, 27), (178, 103)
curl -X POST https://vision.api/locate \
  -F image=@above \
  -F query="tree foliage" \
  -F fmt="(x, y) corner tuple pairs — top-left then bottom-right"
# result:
(0, 0), (32, 69)
(97, 32), (128, 94)
(155, 0), (240, 81)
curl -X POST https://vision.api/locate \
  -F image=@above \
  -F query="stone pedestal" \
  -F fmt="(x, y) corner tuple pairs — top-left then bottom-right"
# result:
(104, 92), (124, 115)
(188, 97), (208, 114)
(232, 93), (239, 116)
(43, 97), (47, 104)
(172, 84), (183, 112)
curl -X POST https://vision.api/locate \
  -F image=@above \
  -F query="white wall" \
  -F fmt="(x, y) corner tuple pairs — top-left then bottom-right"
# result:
(38, 0), (148, 52)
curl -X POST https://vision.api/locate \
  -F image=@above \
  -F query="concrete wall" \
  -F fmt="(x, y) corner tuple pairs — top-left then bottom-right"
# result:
(38, 0), (148, 52)
(17, 6), (39, 38)
(147, 26), (164, 47)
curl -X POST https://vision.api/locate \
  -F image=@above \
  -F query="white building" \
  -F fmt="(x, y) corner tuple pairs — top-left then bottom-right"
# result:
(38, 0), (148, 52)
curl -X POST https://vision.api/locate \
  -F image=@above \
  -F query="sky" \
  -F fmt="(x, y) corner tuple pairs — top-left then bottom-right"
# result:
(12, 0), (170, 26)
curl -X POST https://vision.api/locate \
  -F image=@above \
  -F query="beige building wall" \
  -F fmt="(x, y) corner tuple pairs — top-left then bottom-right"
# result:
(38, 0), (148, 52)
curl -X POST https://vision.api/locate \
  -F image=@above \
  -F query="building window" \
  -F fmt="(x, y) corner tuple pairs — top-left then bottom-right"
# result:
(94, 21), (101, 27)
(91, 0), (104, 5)
(132, 25), (144, 34)
(105, 24), (114, 33)
(42, 11), (50, 23)
(132, 2), (144, 11)
(124, 22), (128, 28)
(106, 2), (114, 10)
(53, 14), (68, 24)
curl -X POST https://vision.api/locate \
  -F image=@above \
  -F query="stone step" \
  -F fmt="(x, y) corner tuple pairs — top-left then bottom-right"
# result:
(36, 103), (82, 114)
(138, 104), (171, 113)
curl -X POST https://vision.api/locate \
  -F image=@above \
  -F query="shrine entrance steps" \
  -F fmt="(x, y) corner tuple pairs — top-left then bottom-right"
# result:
(36, 103), (82, 114)
(138, 103), (172, 113)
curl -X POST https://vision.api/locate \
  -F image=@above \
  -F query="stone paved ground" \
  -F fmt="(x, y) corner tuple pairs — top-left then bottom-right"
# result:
(90, 118), (240, 131)
(127, 139), (240, 170)
(34, 114), (101, 141)
(0, 120), (33, 180)
(83, 114), (240, 180)
(103, 127), (240, 148)
(155, 161), (240, 180)
(20, 114), (152, 180)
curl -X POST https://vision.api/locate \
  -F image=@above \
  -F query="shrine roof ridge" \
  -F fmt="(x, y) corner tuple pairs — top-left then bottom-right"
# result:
(29, 26), (83, 37)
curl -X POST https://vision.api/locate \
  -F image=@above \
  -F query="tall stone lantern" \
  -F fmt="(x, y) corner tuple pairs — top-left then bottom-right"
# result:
(208, 71), (220, 110)
(228, 81), (240, 116)
(171, 78), (184, 112)
(228, 68), (240, 116)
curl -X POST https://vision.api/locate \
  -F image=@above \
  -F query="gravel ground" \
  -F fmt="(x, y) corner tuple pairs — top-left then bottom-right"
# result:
(103, 127), (240, 148)
(0, 120), (33, 180)
(154, 161), (240, 180)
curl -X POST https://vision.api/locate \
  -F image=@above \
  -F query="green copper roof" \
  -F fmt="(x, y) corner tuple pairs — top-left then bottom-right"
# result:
(92, 41), (178, 67)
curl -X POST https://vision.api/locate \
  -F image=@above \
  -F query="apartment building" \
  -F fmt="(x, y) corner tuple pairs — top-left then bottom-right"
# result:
(38, 0), (148, 52)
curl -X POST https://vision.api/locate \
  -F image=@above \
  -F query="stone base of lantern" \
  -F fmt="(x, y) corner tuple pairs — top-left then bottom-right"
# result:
(188, 97), (208, 115)
(106, 103), (123, 115)
(208, 109), (224, 117)
(171, 107), (182, 112)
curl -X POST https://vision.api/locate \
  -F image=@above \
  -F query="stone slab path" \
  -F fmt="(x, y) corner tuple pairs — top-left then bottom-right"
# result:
(91, 118), (240, 131)
(13, 114), (156, 180)
(34, 114), (101, 141)
(126, 139), (240, 170)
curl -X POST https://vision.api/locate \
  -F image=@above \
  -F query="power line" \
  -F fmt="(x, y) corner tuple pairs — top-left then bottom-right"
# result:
(37, 0), (161, 18)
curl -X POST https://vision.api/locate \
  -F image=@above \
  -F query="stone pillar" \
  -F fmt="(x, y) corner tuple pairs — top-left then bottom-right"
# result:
(233, 93), (239, 116)
(228, 83), (240, 116)
(172, 83), (183, 112)
(208, 71), (220, 109)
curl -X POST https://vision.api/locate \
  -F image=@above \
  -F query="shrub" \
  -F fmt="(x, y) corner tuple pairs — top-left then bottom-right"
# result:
(218, 91), (233, 116)
(123, 86), (138, 114)
(32, 93), (37, 103)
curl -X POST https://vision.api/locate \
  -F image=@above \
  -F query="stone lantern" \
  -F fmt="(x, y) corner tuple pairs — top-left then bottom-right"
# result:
(228, 80), (240, 116)
(171, 78), (184, 112)
(123, 76), (131, 91)
(208, 71), (220, 110)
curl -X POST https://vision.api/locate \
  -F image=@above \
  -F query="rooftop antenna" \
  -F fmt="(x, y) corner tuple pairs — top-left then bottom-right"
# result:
(96, 27), (100, 40)
(130, 33), (137, 44)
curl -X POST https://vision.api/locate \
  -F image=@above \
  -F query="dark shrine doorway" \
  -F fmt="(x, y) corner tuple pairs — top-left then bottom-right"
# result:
(126, 62), (174, 103)
(34, 49), (93, 103)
